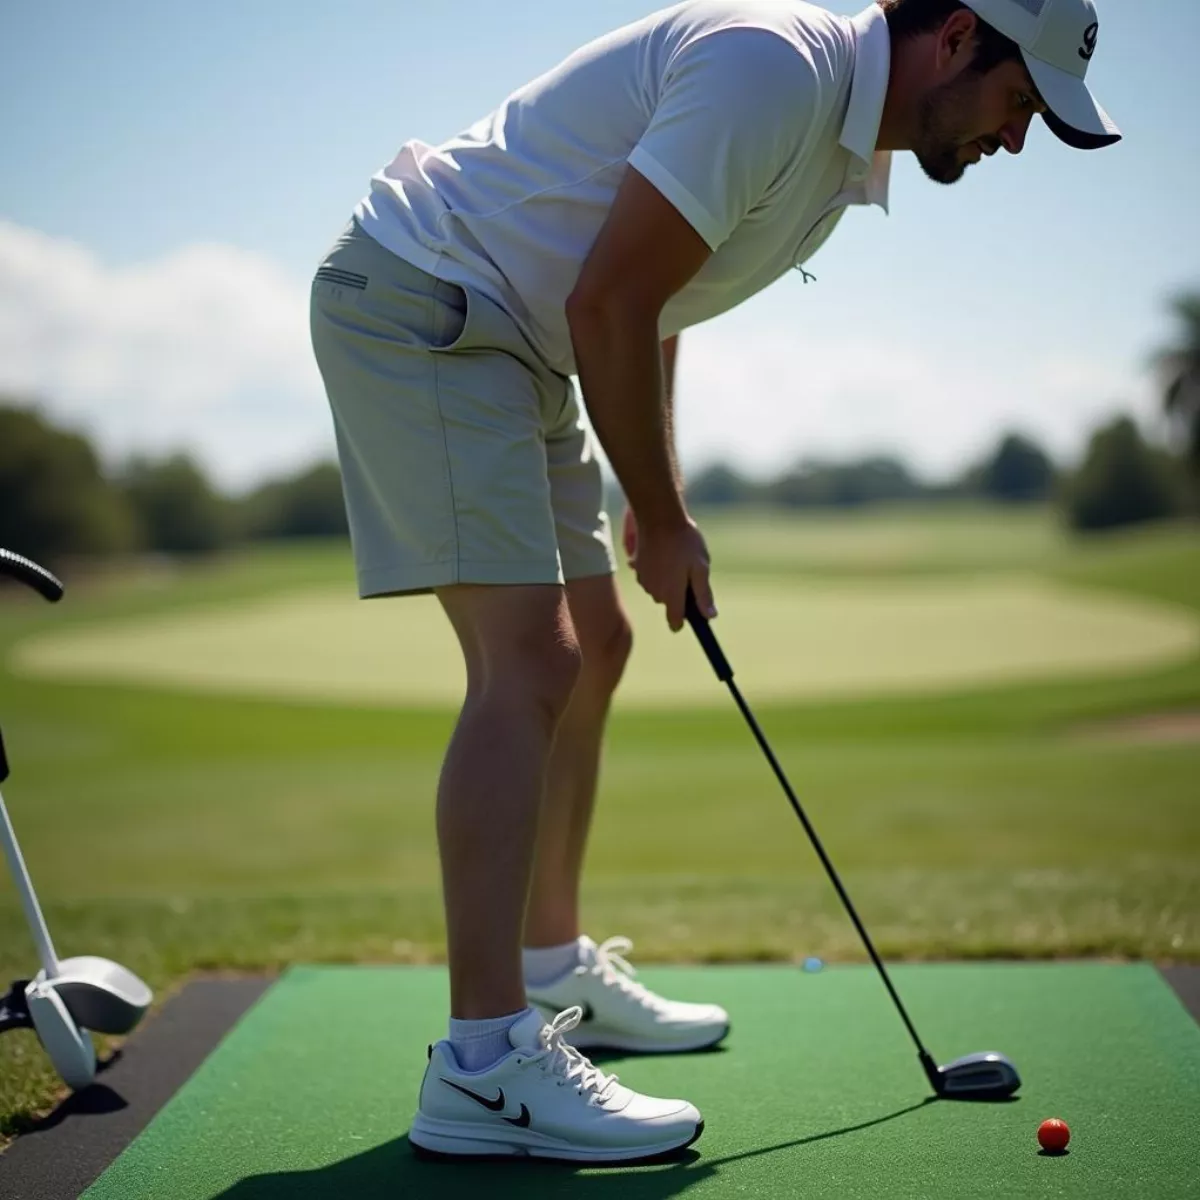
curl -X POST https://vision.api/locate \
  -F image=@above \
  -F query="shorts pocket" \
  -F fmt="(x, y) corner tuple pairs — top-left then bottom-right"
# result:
(427, 279), (469, 351)
(312, 266), (368, 310)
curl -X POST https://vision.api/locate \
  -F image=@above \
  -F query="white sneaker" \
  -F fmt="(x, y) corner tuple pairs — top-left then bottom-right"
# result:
(526, 936), (730, 1054)
(408, 1006), (704, 1164)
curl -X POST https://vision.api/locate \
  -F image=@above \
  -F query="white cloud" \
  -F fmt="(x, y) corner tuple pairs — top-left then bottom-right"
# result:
(0, 220), (330, 491)
(0, 220), (1164, 494)
(672, 321), (1160, 483)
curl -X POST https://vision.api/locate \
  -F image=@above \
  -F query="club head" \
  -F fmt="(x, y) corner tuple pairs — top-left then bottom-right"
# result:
(25, 979), (97, 1090)
(935, 1051), (1021, 1100)
(37, 957), (152, 1035)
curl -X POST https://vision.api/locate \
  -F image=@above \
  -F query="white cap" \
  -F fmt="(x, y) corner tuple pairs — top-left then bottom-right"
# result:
(960, 0), (1121, 149)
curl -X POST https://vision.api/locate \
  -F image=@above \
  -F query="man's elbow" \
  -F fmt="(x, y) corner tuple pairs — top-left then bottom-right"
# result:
(566, 279), (659, 340)
(564, 283), (600, 334)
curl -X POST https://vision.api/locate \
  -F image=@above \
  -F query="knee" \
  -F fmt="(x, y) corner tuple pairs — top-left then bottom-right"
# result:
(492, 630), (583, 727)
(580, 612), (633, 699)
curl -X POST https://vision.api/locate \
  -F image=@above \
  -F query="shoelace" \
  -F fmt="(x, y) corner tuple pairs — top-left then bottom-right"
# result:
(527, 1006), (618, 1103)
(593, 936), (663, 1011)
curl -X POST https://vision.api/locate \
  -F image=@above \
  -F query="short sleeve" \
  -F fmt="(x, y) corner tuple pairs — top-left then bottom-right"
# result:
(628, 27), (821, 251)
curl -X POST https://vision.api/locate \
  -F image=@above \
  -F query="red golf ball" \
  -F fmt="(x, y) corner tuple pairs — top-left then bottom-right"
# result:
(1038, 1118), (1070, 1152)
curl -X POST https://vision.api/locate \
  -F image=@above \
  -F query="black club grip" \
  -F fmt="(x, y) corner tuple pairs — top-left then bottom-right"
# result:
(685, 586), (732, 682)
(0, 549), (64, 602)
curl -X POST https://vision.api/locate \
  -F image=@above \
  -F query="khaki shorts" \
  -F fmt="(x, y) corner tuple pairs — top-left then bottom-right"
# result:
(309, 219), (615, 599)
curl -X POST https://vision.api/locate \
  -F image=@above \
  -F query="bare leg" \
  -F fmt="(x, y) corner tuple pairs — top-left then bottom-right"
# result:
(525, 574), (632, 948)
(435, 583), (581, 1019)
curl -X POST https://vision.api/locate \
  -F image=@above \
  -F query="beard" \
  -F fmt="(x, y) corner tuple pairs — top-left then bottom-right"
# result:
(913, 75), (987, 185)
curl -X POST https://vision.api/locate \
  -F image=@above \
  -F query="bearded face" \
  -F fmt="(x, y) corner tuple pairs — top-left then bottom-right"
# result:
(911, 59), (1041, 185)
(913, 74), (997, 183)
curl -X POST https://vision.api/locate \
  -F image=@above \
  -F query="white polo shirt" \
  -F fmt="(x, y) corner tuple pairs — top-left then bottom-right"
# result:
(355, 2), (892, 376)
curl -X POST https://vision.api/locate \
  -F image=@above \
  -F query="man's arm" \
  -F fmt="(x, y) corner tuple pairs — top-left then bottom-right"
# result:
(661, 334), (682, 492)
(565, 170), (708, 532)
(565, 25), (815, 626)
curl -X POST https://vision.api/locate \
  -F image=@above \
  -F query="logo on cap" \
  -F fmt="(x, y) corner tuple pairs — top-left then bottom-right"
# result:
(1078, 21), (1098, 61)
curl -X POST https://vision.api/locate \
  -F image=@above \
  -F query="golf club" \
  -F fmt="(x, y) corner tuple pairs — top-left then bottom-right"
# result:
(683, 587), (1020, 1101)
(0, 548), (153, 1090)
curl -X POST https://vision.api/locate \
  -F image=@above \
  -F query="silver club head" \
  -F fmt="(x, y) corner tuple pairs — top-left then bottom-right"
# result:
(38, 957), (152, 1035)
(26, 979), (97, 1091)
(936, 1051), (1021, 1099)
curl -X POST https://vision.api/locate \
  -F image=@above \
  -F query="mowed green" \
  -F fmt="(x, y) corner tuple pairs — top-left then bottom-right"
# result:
(0, 505), (1198, 1134)
(11, 577), (1197, 706)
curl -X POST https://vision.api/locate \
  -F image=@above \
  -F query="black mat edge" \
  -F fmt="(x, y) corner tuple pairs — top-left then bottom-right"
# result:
(0, 966), (1195, 1200)
(0, 975), (274, 1200)
(1160, 966), (1200, 1025)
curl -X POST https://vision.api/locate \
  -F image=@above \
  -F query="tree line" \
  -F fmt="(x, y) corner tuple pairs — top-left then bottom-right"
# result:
(2, 397), (1193, 573)
(1, 288), (1196, 569)
(678, 420), (1192, 530)
(680, 287), (1200, 524)
(0, 401), (348, 566)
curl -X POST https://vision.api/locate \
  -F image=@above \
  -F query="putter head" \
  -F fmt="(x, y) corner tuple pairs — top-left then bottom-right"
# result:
(37, 957), (152, 1035)
(935, 1051), (1021, 1100)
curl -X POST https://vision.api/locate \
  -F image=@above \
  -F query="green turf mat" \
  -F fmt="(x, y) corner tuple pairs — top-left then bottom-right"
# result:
(84, 964), (1200, 1199)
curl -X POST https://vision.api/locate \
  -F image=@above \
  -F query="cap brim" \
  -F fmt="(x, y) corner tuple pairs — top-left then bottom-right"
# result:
(1024, 53), (1121, 150)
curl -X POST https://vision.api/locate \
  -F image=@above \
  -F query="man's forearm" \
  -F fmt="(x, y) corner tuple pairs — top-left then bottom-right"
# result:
(568, 305), (686, 529)
(661, 334), (682, 491)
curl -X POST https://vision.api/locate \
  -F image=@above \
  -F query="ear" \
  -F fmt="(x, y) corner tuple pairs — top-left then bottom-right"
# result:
(935, 8), (980, 75)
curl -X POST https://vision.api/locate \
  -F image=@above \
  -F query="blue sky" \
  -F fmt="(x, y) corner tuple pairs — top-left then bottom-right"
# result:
(1, 0), (1197, 491)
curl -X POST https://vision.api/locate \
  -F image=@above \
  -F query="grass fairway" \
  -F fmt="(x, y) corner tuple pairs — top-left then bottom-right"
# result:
(11, 576), (1197, 706)
(1, 504), (1198, 1135)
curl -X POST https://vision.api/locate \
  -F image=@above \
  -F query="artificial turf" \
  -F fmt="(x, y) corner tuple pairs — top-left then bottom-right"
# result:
(82, 963), (1200, 1199)
(2, 510), (1196, 1134)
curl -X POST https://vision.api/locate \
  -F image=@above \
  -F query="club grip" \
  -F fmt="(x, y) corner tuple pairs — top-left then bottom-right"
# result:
(0, 549), (64, 603)
(685, 586), (732, 682)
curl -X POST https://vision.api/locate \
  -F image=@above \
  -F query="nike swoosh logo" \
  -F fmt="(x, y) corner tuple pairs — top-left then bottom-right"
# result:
(441, 1080), (532, 1128)
(440, 1079), (506, 1111)
(504, 1103), (532, 1128)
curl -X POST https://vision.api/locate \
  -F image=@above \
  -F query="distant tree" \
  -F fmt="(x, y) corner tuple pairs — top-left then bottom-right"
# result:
(834, 457), (923, 506)
(766, 456), (922, 508)
(1153, 290), (1200, 472)
(0, 400), (138, 566)
(764, 462), (823, 507)
(1063, 416), (1183, 532)
(242, 461), (349, 540)
(117, 453), (231, 554)
(952, 459), (986, 498)
(979, 433), (1057, 503)
(687, 462), (754, 507)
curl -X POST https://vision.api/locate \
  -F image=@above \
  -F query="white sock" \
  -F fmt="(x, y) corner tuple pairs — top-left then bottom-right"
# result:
(523, 938), (584, 986)
(448, 1007), (529, 1073)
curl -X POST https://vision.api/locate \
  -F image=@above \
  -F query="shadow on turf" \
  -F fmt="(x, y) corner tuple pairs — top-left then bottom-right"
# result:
(212, 1099), (934, 1198)
(586, 1044), (730, 1067)
(703, 1097), (937, 1168)
(10, 1061), (130, 1138)
(214, 1137), (709, 1198)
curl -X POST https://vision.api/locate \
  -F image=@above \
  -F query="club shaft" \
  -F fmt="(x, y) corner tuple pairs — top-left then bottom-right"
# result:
(0, 786), (62, 978)
(722, 678), (932, 1060)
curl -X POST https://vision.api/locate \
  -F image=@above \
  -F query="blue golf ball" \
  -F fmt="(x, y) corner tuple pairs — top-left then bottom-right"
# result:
(803, 956), (824, 973)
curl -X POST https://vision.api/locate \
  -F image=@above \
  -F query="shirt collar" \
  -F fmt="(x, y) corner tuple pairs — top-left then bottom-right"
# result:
(840, 4), (892, 212)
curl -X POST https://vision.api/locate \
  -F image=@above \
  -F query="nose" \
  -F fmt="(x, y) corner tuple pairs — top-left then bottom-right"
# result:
(1000, 113), (1034, 155)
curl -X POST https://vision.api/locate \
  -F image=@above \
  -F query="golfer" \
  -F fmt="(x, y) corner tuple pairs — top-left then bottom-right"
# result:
(309, 0), (1118, 1163)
